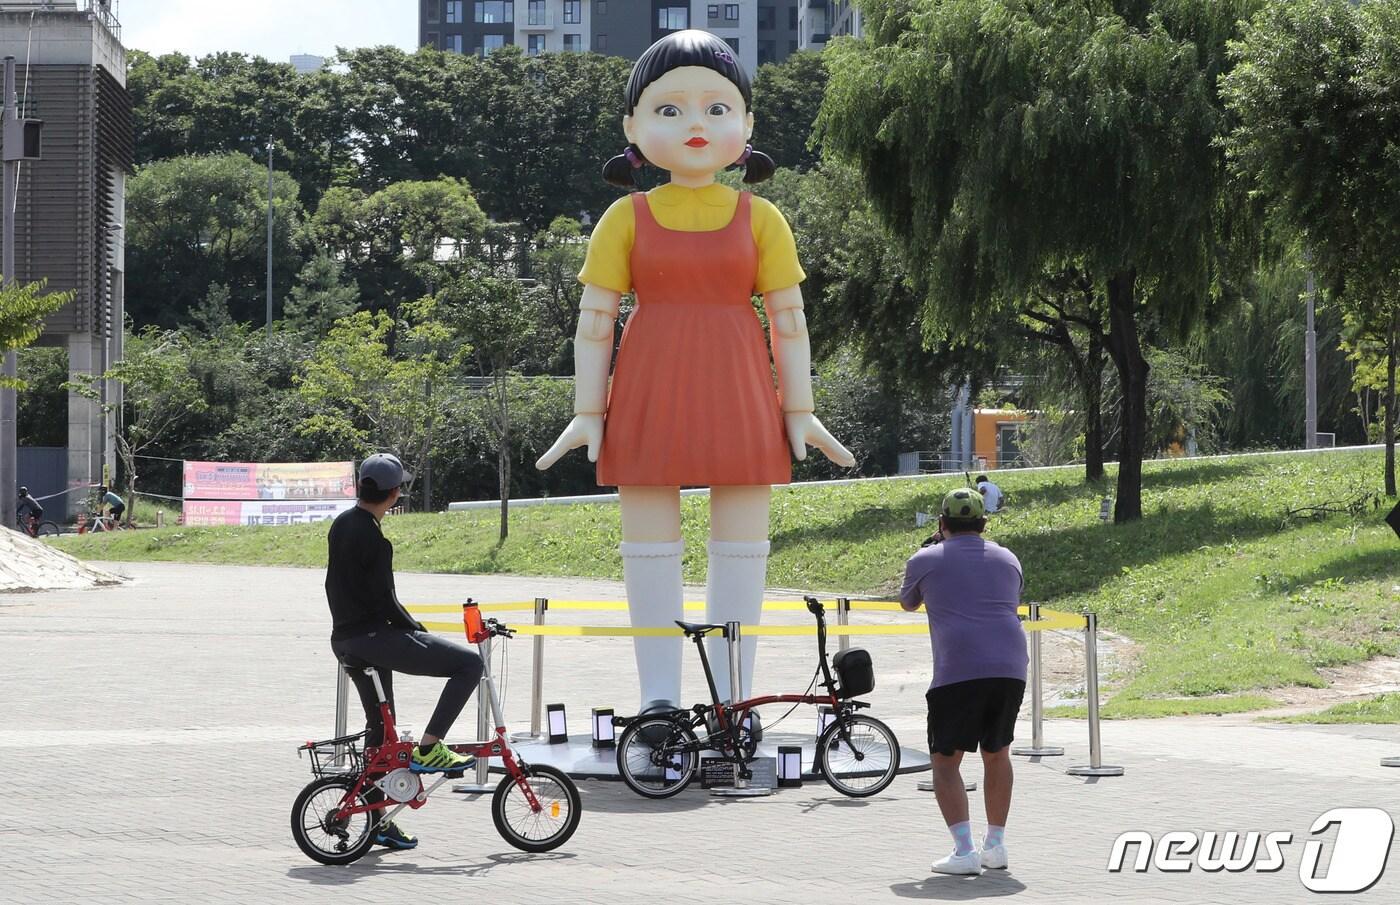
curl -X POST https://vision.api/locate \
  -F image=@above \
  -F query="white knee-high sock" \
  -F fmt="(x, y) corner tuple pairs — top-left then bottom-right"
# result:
(704, 540), (770, 702)
(620, 540), (685, 711)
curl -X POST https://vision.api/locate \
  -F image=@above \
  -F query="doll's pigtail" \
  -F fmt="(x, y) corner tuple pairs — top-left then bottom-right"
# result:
(603, 143), (647, 189)
(739, 145), (776, 184)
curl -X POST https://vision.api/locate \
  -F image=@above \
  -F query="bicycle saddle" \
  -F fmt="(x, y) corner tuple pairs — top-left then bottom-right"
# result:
(675, 620), (727, 637)
(337, 653), (374, 670)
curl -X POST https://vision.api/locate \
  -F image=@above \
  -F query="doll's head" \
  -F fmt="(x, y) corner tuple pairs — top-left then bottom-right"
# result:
(603, 29), (775, 189)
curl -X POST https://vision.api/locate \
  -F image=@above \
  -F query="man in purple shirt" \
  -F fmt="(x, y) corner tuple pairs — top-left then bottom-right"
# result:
(901, 487), (1027, 876)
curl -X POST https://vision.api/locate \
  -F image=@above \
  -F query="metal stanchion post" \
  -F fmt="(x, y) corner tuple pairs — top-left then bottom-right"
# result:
(333, 665), (350, 768)
(712, 621), (771, 797)
(1013, 603), (1063, 757)
(837, 597), (851, 654)
(1382, 757), (1400, 767)
(512, 597), (549, 741)
(454, 635), (495, 792)
(1067, 612), (1123, 777)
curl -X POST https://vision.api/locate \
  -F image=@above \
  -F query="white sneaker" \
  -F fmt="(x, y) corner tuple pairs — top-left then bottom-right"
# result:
(931, 850), (983, 875)
(980, 844), (1008, 869)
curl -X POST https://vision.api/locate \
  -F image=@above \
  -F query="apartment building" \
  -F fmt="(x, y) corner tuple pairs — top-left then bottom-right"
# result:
(419, 0), (828, 70)
(797, 0), (863, 52)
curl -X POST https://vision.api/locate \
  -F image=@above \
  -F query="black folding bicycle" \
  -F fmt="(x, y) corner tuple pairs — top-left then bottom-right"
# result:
(615, 596), (901, 798)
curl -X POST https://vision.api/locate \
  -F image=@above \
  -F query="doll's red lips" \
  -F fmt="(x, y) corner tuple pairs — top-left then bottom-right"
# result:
(685, 137), (709, 148)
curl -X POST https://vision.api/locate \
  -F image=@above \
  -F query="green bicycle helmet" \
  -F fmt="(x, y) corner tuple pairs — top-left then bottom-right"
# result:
(940, 487), (986, 520)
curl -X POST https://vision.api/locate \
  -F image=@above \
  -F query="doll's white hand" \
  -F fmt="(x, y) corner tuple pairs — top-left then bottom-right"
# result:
(536, 414), (604, 470)
(784, 412), (855, 468)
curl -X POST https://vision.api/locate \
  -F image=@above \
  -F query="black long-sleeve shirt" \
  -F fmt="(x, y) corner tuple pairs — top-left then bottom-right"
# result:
(325, 505), (422, 641)
(16, 494), (42, 520)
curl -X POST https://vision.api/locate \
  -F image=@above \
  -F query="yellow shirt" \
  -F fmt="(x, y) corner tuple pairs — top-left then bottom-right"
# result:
(578, 182), (806, 295)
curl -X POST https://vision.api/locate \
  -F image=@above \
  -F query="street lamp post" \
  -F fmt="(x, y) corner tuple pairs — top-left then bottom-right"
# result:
(266, 137), (274, 337)
(1304, 267), (1318, 449)
(0, 56), (40, 530)
(0, 58), (17, 531)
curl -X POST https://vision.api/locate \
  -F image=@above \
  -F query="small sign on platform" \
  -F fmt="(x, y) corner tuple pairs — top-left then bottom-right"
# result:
(700, 756), (777, 790)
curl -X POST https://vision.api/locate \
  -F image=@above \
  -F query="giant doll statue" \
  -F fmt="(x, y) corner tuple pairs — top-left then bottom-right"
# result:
(536, 30), (854, 722)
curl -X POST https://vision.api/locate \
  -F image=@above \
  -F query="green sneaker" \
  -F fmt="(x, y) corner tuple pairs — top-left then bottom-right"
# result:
(373, 819), (418, 850)
(411, 741), (476, 773)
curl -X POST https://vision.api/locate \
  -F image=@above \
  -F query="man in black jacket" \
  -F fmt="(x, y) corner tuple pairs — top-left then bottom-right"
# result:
(326, 453), (483, 850)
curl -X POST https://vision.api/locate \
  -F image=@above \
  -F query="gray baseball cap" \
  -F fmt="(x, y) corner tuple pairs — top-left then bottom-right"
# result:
(358, 453), (411, 491)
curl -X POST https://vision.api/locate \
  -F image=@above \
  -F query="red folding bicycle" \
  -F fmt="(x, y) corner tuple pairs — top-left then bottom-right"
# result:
(615, 596), (901, 798)
(290, 602), (582, 864)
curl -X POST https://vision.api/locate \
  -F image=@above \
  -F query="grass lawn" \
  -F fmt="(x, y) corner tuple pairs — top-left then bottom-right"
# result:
(1271, 693), (1400, 724)
(54, 449), (1399, 718)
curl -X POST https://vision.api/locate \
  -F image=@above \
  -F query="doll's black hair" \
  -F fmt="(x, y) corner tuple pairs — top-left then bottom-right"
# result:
(602, 30), (776, 189)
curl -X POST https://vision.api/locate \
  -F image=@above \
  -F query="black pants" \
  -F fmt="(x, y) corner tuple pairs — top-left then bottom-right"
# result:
(331, 629), (484, 746)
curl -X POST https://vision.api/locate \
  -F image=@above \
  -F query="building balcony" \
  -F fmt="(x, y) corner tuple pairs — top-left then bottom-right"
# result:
(520, 12), (555, 30)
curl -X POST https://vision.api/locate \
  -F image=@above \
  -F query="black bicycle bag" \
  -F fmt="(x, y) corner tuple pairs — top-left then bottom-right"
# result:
(833, 648), (875, 698)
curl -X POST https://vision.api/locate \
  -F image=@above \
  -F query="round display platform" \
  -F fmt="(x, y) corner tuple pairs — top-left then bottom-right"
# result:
(477, 730), (930, 781)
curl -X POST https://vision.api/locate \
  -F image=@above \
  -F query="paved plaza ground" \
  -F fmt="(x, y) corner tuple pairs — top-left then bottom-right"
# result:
(4, 560), (1400, 904)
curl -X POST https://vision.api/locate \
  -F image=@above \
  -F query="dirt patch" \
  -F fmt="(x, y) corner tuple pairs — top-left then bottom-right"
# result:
(1238, 656), (1400, 719)
(0, 529), (124, 592)
(1038, 627), (1140, 706)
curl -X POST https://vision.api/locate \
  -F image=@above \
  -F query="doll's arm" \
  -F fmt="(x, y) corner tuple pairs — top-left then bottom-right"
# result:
(763, 285), (856, 467)
(536, 284), (621, 469)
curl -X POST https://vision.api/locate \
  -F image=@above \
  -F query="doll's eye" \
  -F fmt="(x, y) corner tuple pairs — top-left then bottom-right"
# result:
(707, 103), (731, 116)
(656, 104), (681, 117)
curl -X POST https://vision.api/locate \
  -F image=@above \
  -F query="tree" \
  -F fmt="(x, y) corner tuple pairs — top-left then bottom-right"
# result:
(337, 46), (630, 232)
(0, 279), (71, 388)
(1222, 0), (1400, 494)
(127, 49), (347, 204)
(126, 152), (303, 326)
(284, 253), (360, 339)
(70, 328), (208, 523)
(294, 304), (460, 506)
(752, 51), (828, 171)
(529, 216), (588, 372)
(818, 0), (1258, 521)
(437, 270), (542, 540)
(307, 177), (487, 318)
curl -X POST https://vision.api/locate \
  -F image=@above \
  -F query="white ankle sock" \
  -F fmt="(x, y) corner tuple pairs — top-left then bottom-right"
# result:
(620, 540), (685, 711)
(703, 539), (770, 702)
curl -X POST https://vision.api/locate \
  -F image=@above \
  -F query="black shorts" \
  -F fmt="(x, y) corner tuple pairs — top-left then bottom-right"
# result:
(926, 678), (1026, 756)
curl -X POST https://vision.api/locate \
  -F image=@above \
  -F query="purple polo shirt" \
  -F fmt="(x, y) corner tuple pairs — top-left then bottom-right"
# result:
(900, 534), (1028, 689)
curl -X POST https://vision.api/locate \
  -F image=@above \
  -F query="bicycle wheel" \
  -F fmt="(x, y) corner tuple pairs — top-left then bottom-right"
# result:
(616, 717), (699, 799)
(492, 763), (581, 852)
(816, 713), (901, 798)
(36, 521), (60, 537)
(290, 776), (379, 865)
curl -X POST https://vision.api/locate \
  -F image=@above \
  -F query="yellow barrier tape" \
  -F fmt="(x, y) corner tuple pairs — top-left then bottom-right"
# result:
(408, 599), (1085, 632)
(419, 613), (1083, 637)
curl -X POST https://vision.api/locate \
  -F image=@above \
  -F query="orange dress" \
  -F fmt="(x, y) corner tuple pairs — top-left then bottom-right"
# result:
(596, 192), (791, 487)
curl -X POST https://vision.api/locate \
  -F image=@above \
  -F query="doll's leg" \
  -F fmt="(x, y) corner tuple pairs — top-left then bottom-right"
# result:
(705, 485), (772, 702)
(619, 485), (684, 713)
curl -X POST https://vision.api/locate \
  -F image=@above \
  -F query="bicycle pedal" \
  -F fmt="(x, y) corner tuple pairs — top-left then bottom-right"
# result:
(444, 767), (467, 779)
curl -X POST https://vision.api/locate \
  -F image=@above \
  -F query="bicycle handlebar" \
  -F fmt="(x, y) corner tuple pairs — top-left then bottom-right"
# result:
(485, 617), (516, 639)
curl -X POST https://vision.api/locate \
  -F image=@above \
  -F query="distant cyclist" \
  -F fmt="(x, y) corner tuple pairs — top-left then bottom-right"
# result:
(99, 486), (126, 524)
(16, 486), (43, 532)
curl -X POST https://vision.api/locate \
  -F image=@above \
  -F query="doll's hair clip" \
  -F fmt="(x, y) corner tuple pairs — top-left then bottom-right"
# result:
(713, 49), (735, 64)
(624, 146), (643, 169)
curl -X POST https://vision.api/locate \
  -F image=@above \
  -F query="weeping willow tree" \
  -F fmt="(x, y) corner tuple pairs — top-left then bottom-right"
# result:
(817, 0), (1259, 522)
(1221, 0), (1400, 496)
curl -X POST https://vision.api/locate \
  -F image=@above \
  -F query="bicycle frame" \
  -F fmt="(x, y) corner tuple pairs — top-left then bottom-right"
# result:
(326, 603), (546, 825)
(674, 599), (860, 774)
